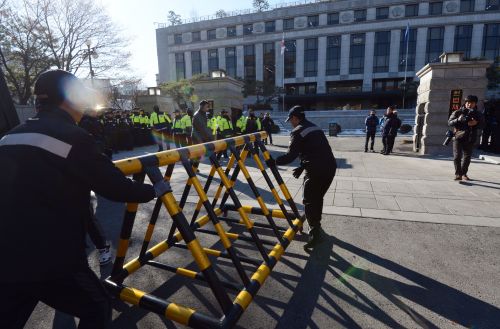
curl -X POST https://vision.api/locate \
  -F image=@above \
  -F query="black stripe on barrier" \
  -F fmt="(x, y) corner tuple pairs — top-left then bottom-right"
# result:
(217, 216), (288, 231)
(172, 243), (262, 267)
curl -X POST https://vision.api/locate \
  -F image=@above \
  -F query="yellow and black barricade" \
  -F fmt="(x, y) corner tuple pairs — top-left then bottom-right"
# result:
(105, 132), (303, 328)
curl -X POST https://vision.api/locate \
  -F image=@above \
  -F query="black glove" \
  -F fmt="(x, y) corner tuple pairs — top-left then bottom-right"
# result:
(292, 166), (304, 179)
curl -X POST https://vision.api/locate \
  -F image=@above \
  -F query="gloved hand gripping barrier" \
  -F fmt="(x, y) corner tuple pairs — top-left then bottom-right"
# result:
(104, 132), (303, 328)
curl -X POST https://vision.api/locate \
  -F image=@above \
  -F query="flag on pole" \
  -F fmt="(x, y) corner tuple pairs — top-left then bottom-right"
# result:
(404, 21), (410, 44)
(280, 33), (286, 55)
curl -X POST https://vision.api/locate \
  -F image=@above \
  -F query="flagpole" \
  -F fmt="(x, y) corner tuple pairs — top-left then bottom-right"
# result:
(403, 23), (409, 109)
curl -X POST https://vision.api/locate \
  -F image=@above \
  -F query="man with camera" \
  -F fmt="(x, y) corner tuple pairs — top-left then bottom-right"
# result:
(448, 95), (485, 181)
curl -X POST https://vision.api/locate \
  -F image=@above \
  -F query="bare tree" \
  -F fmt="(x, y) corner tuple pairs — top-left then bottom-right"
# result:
(215, 9), (228, 18)
(38, 0), (130, 78)
(252, 0), (269, 12)
(109, 78), (143, 110)
(167, 10), (182, 25)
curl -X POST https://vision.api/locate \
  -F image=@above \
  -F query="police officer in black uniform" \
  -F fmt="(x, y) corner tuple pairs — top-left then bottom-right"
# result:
(0, 69), (158, 329)
(271, 106), (337, 250)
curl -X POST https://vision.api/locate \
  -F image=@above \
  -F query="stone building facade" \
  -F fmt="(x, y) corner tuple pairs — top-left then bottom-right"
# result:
(156, 0), (499, 109)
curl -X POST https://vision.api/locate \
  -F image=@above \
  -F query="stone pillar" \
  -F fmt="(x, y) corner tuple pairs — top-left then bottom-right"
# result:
(201, 49), (209, 74)
(413, 53), (492, 155)
(275, 41), (283, 88)
(414, 27), (428, 72)
(340, 34), (350, 76)
(184, 51), (192, 78)
(317, 36), (327, 93)
(295, 39), (304, 78)
(443, 25), (455, 52)
(236, 45), (244, 78)
(470, 24), (484, 58)
(168, 53), (176, 81)
(256, 43), (264, 81)
(218, 48), (226, 71)
(389, 29), (401, 73)
(363, 32), (375, 92)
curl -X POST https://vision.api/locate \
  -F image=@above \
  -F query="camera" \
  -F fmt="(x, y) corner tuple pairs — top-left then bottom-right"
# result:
(443, 130), (454, 146)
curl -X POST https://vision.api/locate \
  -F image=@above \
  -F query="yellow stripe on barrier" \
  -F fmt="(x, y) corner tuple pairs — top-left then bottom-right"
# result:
(234, 290), (253, 311)
(165, 303), (196, 325)
(279, 183), (292, 200)
(144, 224), (155, 242)
(123, 259), (142, 275)
(269, 244), (285, 261)
(162, 193), (182, 216)
(116, 239), (129, 257)
(191, 178), (208, 203)
(187, 239), (211, 271)
(149, 241), (170, 258)
(214, 223), (232, 249)
(127, 203), (139, 212)
(251, 264), (271, 286)
(120, 287), (146, 305)
(176, 267), (198, 279)
(256, 196), (270, 216)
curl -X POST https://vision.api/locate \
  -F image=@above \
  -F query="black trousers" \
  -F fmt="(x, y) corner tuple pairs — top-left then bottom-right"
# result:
(0, 266), (111, 329)
(303, 167), (336, 229)
(387, 135), (396, 153)
(264, 130), (273, 144)
(453, 138), (474, 176)
(365, 131), (375, 151)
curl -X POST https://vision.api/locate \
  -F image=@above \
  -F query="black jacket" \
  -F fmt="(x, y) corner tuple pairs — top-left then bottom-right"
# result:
(365, 115), (379, 133)
(382, 113), (402, 137)
(191, 110), (213, 144)
(262, 117), (274, 131)
(448, 106), (485, 143)
(275, 119), (336, 174)
(0, 107), (155, 282)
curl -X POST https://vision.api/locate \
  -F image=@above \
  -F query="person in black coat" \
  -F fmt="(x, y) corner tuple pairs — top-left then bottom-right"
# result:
(272, 106), (336, 250)
(0, 70), (157, 329)
(384, 110), (402, 155)
(448, 95), (485, 180)
(191, 100), (213, 145)
(262, 112), (275, 145)
(364, 110), (379, 152)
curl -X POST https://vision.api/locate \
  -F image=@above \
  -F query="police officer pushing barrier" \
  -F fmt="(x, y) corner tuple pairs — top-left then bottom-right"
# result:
(0, 69), (159, 328)
(269, 105), (337, 250)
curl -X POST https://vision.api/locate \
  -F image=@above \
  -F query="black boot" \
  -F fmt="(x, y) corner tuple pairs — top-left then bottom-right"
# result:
(303, 227), (324, 250)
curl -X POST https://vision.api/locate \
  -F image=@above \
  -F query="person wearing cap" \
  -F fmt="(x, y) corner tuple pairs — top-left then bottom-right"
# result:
(172, 109), (184, 148)
(0, 69), (158, 328)
(149, 105), (171, 151)
(181, 109), (193, 146)
(271, 105), (337, 250)
(448, 95), (485, 181)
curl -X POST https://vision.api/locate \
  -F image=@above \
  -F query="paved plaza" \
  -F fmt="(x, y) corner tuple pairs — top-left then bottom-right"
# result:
(25, 135), (500, 328)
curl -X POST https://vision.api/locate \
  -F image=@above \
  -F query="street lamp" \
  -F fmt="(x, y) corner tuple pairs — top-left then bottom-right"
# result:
(83, 39), (98, 86)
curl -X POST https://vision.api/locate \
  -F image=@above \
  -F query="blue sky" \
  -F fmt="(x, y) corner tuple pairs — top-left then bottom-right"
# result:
(102, 0), (282, 86)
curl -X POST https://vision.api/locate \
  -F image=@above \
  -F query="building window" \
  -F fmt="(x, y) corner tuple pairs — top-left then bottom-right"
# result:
(376, 7), (389, 19)
(284, 40), (296, 78)
(326, 80), (363, 93)
(326, 36), (341, 75)
(227, 26), (237, 37)
(460, 0), (475, 12)
(244, 44), (256, 80)
(192, 31), (201, 42)
(283, 18), (294, 30)
(208, 49), (218, 71)
(175, 53), (185, 80)
(307, 15), (319, 27)
(265, 21), (275, 32)
(372, 78), (405, 91)
(454, 25), (473, 59)
(405, 4), (419, 17)
(304, 38), (318, 77)
(354, 9), (366, 22)
(207, 29), (216, 40)
(174, 34), (182, 44)
(483, 23), (500, 61)
(350, 34), (365, 74)
(327, 13), (339, 25)
(429, 2), (443, 15)
(225, 47), (236, 77)
(400, 28), (417, 71)
(374, 31), (390, 73)
(426, 26), (444, 63)
(486, 0), (499, 11)
(244, 24), (253, 35)
(285, 83), (317, 95)
(263, 42), (275, 94)
(191, 51), (202, 75)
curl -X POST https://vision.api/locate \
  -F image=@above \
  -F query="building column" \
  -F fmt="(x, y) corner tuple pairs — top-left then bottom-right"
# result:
(236, 45), (244, 78)
(419, 2), (429, 15)
(184, 51), (192, 78)
(317, 36), (327, 93)
(475, 0), (487, 11)
(363, 32), (375, 92)
(415, 27), (428, 72)
(218, 48), (226, 71)
(443, 25), (455, 52)
(201, 49), (209, 74)
(389, 29), (401, 73)
(340, 34), (350, 76)
(255, 43), (264, 81)
(295, 39), (304, 78)
(470, 24), (484, 58)
(168, 53), (176, 81)
(275, 41), (283, 88)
